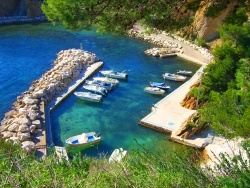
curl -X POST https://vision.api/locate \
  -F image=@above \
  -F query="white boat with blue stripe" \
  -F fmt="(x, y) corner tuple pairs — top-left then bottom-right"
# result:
(65, 132), (101, 147)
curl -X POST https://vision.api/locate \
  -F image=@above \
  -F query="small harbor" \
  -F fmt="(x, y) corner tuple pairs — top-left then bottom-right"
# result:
(0, 23), (204, 158)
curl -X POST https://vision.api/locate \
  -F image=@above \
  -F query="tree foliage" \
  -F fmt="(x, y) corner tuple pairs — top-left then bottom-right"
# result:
(41, 0), (193, 34)
(1, 139), (250, 188)
(195, 20), (250, 138)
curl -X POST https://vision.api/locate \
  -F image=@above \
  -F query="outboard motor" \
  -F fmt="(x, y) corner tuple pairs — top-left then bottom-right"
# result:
(95, 133), (101, 138)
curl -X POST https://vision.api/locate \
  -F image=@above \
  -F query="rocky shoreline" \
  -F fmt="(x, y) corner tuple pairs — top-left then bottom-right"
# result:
(0, 49), (101, 153)
(127, 26), (212, 63)
(127, 28), (183, 57)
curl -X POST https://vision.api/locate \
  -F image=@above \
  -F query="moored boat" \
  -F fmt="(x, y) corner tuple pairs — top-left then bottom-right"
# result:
(74, 91), (103, 102)
(83, 84), (108, 96)
(92, 76), (119, 86)
(177, 70), (193, 75)
(150, 82), (170, 90)
(99, 70), (128, 80)
(109, 148), (127, 163)
(162, 73), (187, 82)
(85, 79), (115, 91)
(65, 132), (101, 147)
(144, 87), (165, 95)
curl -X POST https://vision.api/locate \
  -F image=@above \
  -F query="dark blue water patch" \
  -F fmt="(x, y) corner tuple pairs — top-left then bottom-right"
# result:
(0, 23), (200, 157)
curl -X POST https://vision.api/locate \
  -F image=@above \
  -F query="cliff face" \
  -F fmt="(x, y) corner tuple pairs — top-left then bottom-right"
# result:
(0, 0), (44, 17)
(176, 0), (248, 41)
(191, 1), (240, 41)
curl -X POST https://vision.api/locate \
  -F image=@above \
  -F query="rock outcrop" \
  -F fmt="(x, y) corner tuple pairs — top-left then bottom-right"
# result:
(0, 49), (100, 153)
(0, 0), (44, 17)
(179, 1), (246, 41)
(174, 112), (209, 139)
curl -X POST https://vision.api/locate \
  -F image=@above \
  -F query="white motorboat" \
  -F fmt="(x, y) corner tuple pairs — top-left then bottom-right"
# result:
(65, 132), (101, 147)
(149, 82), (170, 90)
(74, 91), (103, 102)
(162, 73), (187, 82)
(144, 87), (165, 95)
(83, 84), (108, 96)
(177, 70), (193, 75)
(99, 70), (128, 80)
(85, 80), (115, 91)
(93, 77), (119, 86)
(109, 148), (127, 163)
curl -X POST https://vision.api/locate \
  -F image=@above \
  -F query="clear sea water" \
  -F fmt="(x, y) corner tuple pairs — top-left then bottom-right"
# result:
(0, 23), (200, 157)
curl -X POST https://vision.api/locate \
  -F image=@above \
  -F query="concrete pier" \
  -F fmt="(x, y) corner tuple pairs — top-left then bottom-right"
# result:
(139, 66), (208, 148)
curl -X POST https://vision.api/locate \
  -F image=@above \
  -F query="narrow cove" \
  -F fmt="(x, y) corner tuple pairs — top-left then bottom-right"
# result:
(0, 23), (200, 157)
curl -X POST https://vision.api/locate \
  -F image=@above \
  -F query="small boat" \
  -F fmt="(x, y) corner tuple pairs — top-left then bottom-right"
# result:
(83, 84), (108, 96)
(55, 146), (69, 162)
(93, 77), (119, 86)
(162, 73), (187, 82)
(109, 148), (127, 163)
(144, 87), (165, 95)
(150, 82), (170, 90)
(74, 91), (103, 102)
(65, 132), (101, 147)
(177, 70), (193, 75)
(100, 70), (128, 80)
(85, 80), (115, 91)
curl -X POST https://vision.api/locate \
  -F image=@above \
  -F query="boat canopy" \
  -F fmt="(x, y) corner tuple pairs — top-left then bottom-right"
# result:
(78, 133), (88, 143)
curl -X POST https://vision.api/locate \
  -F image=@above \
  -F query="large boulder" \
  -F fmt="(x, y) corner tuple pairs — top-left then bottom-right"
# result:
(18, 124), (30, 133)
(8, 123), (19, 132)
(17, 117), (31, 126)
(32, 120), (41, 129)
(18, 132), (31, 142)
(21, 141), (36, 153)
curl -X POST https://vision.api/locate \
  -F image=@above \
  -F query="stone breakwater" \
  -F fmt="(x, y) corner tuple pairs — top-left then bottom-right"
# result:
(0, 49), (100, 153)
(127, 28), (183, 57)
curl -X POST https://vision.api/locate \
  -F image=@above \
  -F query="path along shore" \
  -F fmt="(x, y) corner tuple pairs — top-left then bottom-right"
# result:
(129, 26), (247, 169)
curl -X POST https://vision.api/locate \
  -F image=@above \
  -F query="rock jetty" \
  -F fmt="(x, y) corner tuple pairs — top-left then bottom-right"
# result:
(127, 28), (183, 57)
(0, 49), (100, 153)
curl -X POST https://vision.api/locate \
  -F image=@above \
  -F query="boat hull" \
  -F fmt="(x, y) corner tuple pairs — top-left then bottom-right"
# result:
(177, 70), (193, 75)
(74, 92), (103, 102)
(144, 87), (165, 95)
(65, 132), (101, 147)
(82, 84), (108, 96)
(149, 82), (170, 90)
(162, 73), (186, 82)
(93, 77), (119, 86)
(100, 70), (128, 80)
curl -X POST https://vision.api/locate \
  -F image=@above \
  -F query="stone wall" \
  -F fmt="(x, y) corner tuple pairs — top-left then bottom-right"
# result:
(0, 49), (100, 153)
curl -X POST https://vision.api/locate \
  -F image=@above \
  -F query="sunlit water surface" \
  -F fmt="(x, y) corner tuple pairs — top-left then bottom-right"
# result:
(0, 23), (200, 157)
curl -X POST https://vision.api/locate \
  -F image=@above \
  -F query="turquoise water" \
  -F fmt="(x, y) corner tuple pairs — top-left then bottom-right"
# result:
(0, 23), (200, 157)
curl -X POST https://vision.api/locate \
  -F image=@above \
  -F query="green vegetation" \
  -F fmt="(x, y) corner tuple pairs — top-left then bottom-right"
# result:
(197, 38), (209, 48)
(41, 0), (193, 34)
(2, 0), (250, 187)
(1, 139), (250, 187)
(192, 14), (250, 138)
